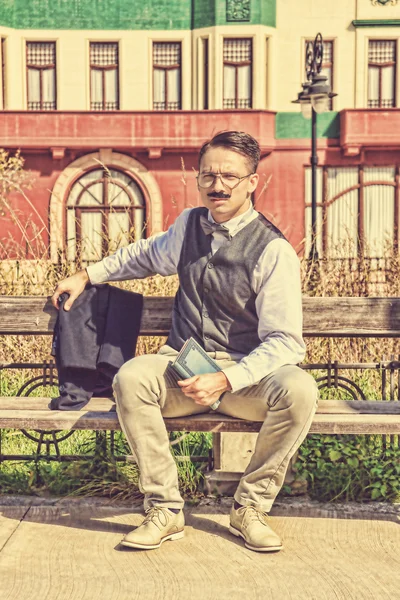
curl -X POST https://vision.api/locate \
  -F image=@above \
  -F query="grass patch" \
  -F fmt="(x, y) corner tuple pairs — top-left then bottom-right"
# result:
(0, 428), (212, 500)
(295, 434), (400, 503)
(0, 372), (212, 500)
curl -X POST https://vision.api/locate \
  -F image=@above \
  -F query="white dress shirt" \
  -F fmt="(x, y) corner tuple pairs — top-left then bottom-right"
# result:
(86, 205), (306, 393)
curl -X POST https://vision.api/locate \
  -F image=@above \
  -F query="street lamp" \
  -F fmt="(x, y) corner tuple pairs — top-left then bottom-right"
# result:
(292, 33), (337, 268)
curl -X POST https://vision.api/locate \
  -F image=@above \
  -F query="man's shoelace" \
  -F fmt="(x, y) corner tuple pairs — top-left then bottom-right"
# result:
(240, 506), (270, 528)
(142, 506), (171, 528)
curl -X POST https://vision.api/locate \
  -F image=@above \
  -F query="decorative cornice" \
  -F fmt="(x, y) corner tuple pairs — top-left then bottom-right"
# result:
(352, 19), (400, 27)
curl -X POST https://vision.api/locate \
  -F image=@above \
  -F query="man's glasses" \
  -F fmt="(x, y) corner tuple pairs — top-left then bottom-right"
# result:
(197, 172), (254, 190)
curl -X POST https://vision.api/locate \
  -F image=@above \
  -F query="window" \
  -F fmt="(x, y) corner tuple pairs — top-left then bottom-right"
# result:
(223, 38), (252, 109)
(368, 40), (396, 108)
(203, 38), (209, 110)
(66, 168), (146, 264)
(1, 38), (5, 109)
(305, 166), (398, 260)
(153, 42), (181, 110)
(305, 39), (334, 110)
(26, 42), (56, 110)
(90, 42), (119, 110)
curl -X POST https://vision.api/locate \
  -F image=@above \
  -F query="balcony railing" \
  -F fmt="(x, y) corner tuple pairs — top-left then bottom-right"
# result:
(0, 110), (276, 153)
(340, 108), (400, 156)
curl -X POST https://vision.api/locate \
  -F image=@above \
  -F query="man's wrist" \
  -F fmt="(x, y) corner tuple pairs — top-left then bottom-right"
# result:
(221, 365), (250, 394)
(208, 372), (231, 410)
(218, 371), (232, 392)
(210, 397), (221, 410)
(85, 262), (109, 285)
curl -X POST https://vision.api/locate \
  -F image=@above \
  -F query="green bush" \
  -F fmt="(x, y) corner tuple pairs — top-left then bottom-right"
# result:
(294, 434), (400, 502)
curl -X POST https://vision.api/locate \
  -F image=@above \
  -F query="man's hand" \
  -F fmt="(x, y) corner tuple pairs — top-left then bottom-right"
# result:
(177, 372), (232, 406)
(51, 269), (89, 311)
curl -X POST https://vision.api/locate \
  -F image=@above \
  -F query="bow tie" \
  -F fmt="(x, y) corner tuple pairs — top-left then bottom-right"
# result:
(200, 215), (232, 239)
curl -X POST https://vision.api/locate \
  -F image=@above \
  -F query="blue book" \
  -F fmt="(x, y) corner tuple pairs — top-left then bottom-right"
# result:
(170, 337), (222, 410)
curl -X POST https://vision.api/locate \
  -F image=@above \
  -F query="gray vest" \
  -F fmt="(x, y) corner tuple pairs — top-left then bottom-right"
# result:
(167, 207), (285, 355)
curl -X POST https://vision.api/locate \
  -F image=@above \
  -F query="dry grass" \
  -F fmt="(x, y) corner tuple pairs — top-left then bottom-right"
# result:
(302, 253), (400, 371)
(0, 269), (178, 363)
(2, 250), (400, 404)
(2, 232), (400, 374)
(1, 147), (400, 386)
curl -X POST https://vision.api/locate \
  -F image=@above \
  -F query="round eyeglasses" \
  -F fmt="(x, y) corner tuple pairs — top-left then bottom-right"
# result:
(197, 172), (254, 190)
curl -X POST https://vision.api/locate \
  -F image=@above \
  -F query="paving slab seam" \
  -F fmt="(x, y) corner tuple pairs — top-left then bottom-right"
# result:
(0, 504), (32, 555)
(0, 494), (399, 516)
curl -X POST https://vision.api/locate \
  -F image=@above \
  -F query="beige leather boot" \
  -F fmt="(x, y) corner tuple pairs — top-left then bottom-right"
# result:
(229, 505), (282, 552)
(121, 507), (185, 550)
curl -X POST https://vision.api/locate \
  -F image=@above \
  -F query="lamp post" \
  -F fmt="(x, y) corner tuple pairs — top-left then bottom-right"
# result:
(292, 33), (337, 273)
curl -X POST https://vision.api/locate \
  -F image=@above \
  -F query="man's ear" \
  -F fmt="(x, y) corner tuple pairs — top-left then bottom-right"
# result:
(248, 172), (259, 193)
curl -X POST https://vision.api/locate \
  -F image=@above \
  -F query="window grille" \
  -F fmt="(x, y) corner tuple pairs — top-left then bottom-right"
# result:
(90, 42), (118, 66)
(369, 40), (396, 64)
(66, 168), (146, 264)
(27, 42), (56, 66)
(223, 38), (252, 63)
(368, 40), (396, 108)
(153, 43), (181, 67)
(304, 166), (398, 261)
(26, 42), (56, 110)
(90, 42), (119, 111)
(153, 42), (181, 110)
(223, 39), (252, 109)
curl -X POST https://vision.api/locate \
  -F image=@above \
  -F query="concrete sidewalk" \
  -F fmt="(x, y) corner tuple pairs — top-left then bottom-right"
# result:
(0, 495), (399, 600)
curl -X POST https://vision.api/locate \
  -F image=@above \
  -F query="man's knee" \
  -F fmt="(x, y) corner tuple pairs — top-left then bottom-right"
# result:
(116, 355), (152, 386)
(267, 366), (318, 412)
(114, 355), (166, 406)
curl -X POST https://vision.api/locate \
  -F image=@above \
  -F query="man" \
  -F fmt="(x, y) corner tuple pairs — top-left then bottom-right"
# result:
(52, 131), (318, 553)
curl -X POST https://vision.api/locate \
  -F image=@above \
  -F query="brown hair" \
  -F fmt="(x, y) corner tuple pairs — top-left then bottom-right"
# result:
(198, 131), (260, 172)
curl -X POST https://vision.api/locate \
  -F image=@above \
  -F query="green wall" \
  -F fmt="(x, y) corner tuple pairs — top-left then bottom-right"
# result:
(193, 0), (276, 29)
(276, 112), (340, 139)
(0, 0), (276, 30)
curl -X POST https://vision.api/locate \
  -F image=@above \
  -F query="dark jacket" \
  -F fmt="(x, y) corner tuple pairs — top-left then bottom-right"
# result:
(50, 284), (143, 410)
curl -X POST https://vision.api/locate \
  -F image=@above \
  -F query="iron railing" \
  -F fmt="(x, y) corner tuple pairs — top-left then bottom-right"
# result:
(1, 358), (399, 466)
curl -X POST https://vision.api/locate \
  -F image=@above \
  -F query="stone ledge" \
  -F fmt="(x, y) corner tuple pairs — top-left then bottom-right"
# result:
(0, 493), (398, 518)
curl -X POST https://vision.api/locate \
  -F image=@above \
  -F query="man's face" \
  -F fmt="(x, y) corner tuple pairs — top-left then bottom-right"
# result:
(198, 147), (259, 223)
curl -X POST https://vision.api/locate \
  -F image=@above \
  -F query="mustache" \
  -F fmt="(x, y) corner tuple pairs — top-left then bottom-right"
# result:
(207, 191), (231, 199)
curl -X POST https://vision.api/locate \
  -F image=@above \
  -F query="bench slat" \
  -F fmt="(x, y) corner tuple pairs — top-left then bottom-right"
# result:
(0, 296), (174, 336)
(1, 397), (400, 414)
(1, 410), (400, 434)
(1, 398), (400, 435)
(302, 297), (400, 337)
(2, 296), (400, 337)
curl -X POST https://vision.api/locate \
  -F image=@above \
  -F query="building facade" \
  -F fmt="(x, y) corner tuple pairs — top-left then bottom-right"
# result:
(0, 0), (400, 263)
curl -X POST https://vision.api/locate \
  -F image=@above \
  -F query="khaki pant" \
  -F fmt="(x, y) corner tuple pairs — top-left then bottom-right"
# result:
(113, 345), (319, 512)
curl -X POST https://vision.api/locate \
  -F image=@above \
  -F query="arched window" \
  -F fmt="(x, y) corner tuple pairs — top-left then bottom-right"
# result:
(305, 166), (397, 259)
(66, 168), (145, 264)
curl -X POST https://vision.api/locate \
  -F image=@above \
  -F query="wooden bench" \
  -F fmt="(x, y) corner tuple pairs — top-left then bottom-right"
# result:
(1, 295), (400, 485)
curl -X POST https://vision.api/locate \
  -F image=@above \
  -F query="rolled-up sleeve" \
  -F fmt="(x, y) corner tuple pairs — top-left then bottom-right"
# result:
(222, 238), (306, 393)
(86, 208), (192, 284)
